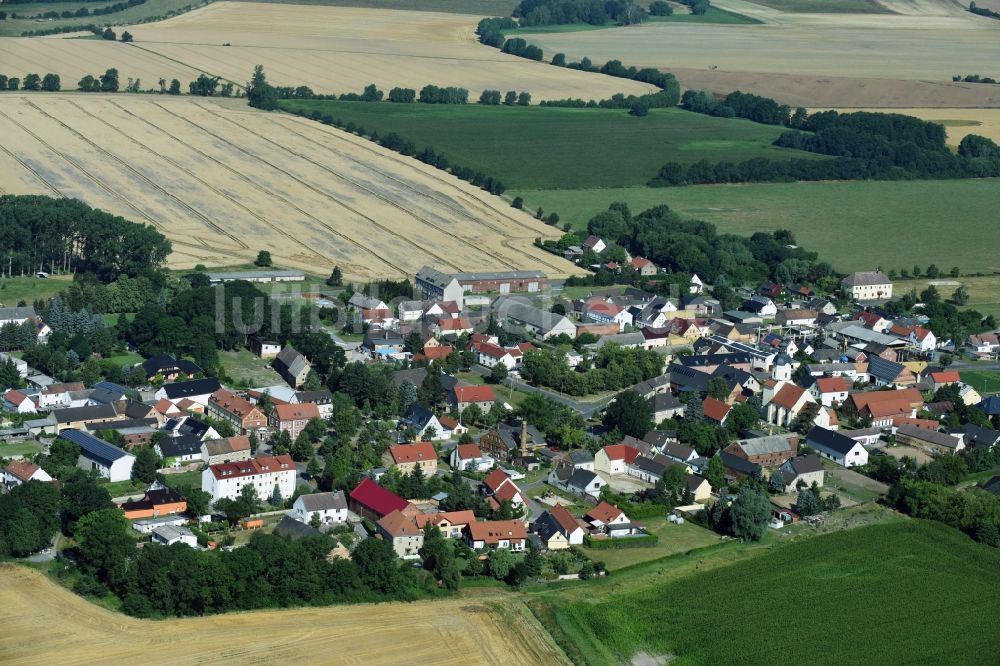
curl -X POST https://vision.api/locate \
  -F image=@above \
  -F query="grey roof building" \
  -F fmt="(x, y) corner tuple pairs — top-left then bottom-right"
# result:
(493, 299), (576, 340)
(274, 346), (311, 388)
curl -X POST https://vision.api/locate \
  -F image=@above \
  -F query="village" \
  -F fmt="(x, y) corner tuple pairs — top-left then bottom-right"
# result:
(1, 247), (999, 586)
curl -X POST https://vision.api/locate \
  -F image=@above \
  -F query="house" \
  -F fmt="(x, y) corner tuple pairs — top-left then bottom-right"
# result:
(450, 384), (495, 414)
(400, 404), (448, 441)
(349, 478), (411, 521)
(156, 432), (205, 465)
(595, 443), (642, 475)
(120, 488), (188, 520)
(249, 337), (282, 359)
(889, 324), (937, 353)
(363, 329), (406, 356)
(894, 424), (964, 455)
(841, 271), (892, 302)
(720, 450), (760, 482)
(957, 424), (1000, 451)
(585, 501), (641, 536)
(808, 298), (838, 316)
(437, 316), (474, 337)
(88, 381), (128, 408)
(151, 525), (197, 548)
(741, 296), (777, 318)
(141, 354), (202, 381)
(959, 384), (983, 407)
(450, 443), (494, 472)
(584, 299), (632, 332)
(660, 441), (697, 465)
(0, 352), (29, 379)
(59, 429), (135, 482)
(163, 416), (219, 443)
(3, 389), (36, 414)
(437, 415), (467, 439)
(725, 435), (798, 467)
(703, 397), (732, 425)
(978, 396), (1000, 416)
(582, 235), (607, 254)
(397, 300), (425, 322)
(686, 474), (713, 502)
(851, 389), (924, 427)
(567, 449), (595, 471)
(775, 309), (818, 328)
(630, 256), (658, 276)
(292, 490), (348, 525)
(384, 441), (438, 476)
(967, 333), (1000, 356)
(465, 520), (527, 551)
(648, 393), (685, 422)
(483, 468), (527, 508)
(808, 376), (851, 407)
(375, 510), (423, 558)
(780, 454), (825, 489)
(207, 389), (269, 440)
(472, 341), (525, 370)
(806, 426), (869, 467)
(867, 356), (916, 387)
(1, 460), (53, 488)
(479, 421), (543, 462)
(494, 299), (577, 340)
(271, 402), (321, 441)
(201, 435), (252, 466)
(201, 454), (296, 503)
(273, 346), (311, 388)
(273, 515), (323, 541)
(38, 382), (87, 410)
(854, 310), (892, 333)
(929, 371), (961, 391)
(154, 378), (222, 409)
(763, 382), (815, 428)
(689, 273), (704, 294)
(415, 266), (465, 309)
(52, 403), (123, 432)
(628, 454), (687, 484)
(535, 503), (585, 550)
(414, 510), (476, 539)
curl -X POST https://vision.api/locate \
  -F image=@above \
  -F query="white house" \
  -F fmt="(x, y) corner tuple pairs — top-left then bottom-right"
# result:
(60, 429), (135, 482)
(595, 444), (641, 475)
(151, 525), (198, 548)
(584, 502), (633, 536)
(689, 274), (704, 294)
(3, 389), (37, 414)
(808, 376), (851, 407)
(201, 454), (297, 503)
(841, 271), (892, 302)
(154, 378), (222, 410)
(536, 504), (585, 548)
(806, 426), (869, 468)
(291, 491), (348, 525)
(450, 443), (494, 472)
(1, 460), (53, 488)
(779, 454), (825, 489)
(584, 300), (632, 333)
(0, 352), (29, 378)
(415, 266), (465, 309)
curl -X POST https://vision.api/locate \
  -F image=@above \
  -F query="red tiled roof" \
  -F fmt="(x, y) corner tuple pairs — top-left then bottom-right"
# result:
(631, 256), (653, 269)
(893, 416), (938, 430)
(854, 311), (884, 328)
(208, 454), (294, 480)
(548, 503), (581, 534)
(273, 402), (320, 422)
(815, 377), (851, 394)
(454, 385), (495, 404)
(377, 509), (421, 537)
(770, 384), (807, 410)
(473, 341), (509, 360)
(389, 441), (437, 464)
(438, 415), (460, 430)
(154, 398), (178, 414)
(3, 460), (42, 482)
(466, 520), (527, 545)
(4, 390), (30, 406)
(209, 388), (261, 420)
(929, 371), (960, 384)
(350, 478), (409, 517)
(418, 345), (453, 361)
(493, 482), (523, 504)
(439, 317), (472, 331)
(851, 389), (923, 411)
(601, 444), (641, 464)
(586, 501), (624, 524)
(483, 469), (510, 493)
(587, 300), (624, 316)
(414, 510), (476, 529)
(703, 396), (732, 422)
(455, 443), (483, 459)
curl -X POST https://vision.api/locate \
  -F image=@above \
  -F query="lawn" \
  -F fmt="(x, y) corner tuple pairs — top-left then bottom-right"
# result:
(161, 469), (201, 489)
(960, 371), (1000, 396)
(0, 0), (205, 36)
(0, 274), (72, 307)
(515, 178), (1000, 273)
(218, 349), (284, 388)
(580, 518), (721, 571)
(103, 351), (143, 367)
(100, 478), (147, 498)
(276, 102), (822, 191)
(0, 440), (44, 458)
(539, 521), (1000, 665)
(895, 274), (1000, 321)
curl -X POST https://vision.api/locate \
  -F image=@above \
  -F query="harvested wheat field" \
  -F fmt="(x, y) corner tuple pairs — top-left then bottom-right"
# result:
(528, 0), (1000, 104)
(99, 2), (643, 101)
(0, 565), (567, 665)
(0, 94), (580, 279)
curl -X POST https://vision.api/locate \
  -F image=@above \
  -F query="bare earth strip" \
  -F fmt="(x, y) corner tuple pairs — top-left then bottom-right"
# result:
(0, 565), (568, 666)
(0, 4), (648, 101)
(0, 94), (581, 280)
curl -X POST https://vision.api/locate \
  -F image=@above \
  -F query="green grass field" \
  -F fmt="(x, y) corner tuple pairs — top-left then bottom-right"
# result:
(0, 0), (204, 36)
(960, 371), (1000, 396)
(516, 178), (1000, 273)
(277, 102), (822, 190)
(161, 469), (202, 489)
(0, 275), (72, 307)
(101, 478), (147, 498)
(895, 274), (1000, 320)
(219, 349), (284, 387)
(581, 518), (721, 571)
(0, 440), (44, 458)
(540, 521), (1000, 665)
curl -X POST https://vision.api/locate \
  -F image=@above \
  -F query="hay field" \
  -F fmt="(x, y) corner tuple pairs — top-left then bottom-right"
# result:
(0, 94), (580, 279)
(0, 565), (568, 666)
(106, 2), (649, 101)
(526, 0), (1000, 93)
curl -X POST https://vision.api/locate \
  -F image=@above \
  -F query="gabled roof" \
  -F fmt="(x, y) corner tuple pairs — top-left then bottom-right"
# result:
(455, 443), (484, 459)
(158, 434), (203, 458)
(89, 381), (128, 405)
(3, 460), (44, 483)
(929, 371), (960, 383)
(814, 377), (851, 394)
(842, 271), (890, 287)
(142, 354), (202, 377)
(483, 468), (512, 493)
(210, 389), (261, 419)
(734, 435), (794, 457)
(547, 503), (582, 535)
(719, 450), (759, 476)
(453, 385), (496, 404)
(52, 403), (118, 423)
(896, 424), (962, 449)
(703, 397), (732, 423)
(389, 441), (437, 464)
(58, 429), (132, 465)
(350, 478), (409, 516)
(586, 501), (625, 524)
(203, 435), (251, 457)
(298, 490), (348, 512)
(868, 356), (906, 382)
(806, 426), (860, 455)
(161, 378), (221, 400)
(208, 454), (294, 479)
(415, 509), (476, 529)
(600, 444), (642, 464)
(959, 424), (1000, 449)
(466, 520), (527, 544)
(273, 402), (320, 422)
(770, 384), (808, 410)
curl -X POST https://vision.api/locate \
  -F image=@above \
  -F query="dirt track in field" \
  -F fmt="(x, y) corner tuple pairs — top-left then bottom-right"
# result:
(0, 565), (569, 666)
(0, 94), (581, 280)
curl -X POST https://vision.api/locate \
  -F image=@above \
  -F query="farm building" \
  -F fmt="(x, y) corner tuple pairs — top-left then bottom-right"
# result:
(59, 429), (135, 482)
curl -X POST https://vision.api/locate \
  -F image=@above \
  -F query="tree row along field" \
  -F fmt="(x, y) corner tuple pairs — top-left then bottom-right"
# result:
(0, 565), (567, 666)
(0, 2), (649, 102)
(0, 94), (581, 280)
(278, 101), (824, 190)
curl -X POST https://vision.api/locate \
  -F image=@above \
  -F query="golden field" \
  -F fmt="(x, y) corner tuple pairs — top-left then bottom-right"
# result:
(0, 94), (581, 279)
(0, 565), (568, 665)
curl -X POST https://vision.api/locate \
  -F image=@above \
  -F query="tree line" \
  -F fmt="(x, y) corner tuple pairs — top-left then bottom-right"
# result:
(513, 0), (650, 26)
(15, 0), (146, 20)
(519, 343), (664, 396)
(0, 73), (60, 91)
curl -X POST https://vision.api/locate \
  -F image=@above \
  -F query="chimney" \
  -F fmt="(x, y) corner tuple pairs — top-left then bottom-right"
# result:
(520, 421), (529, 456)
